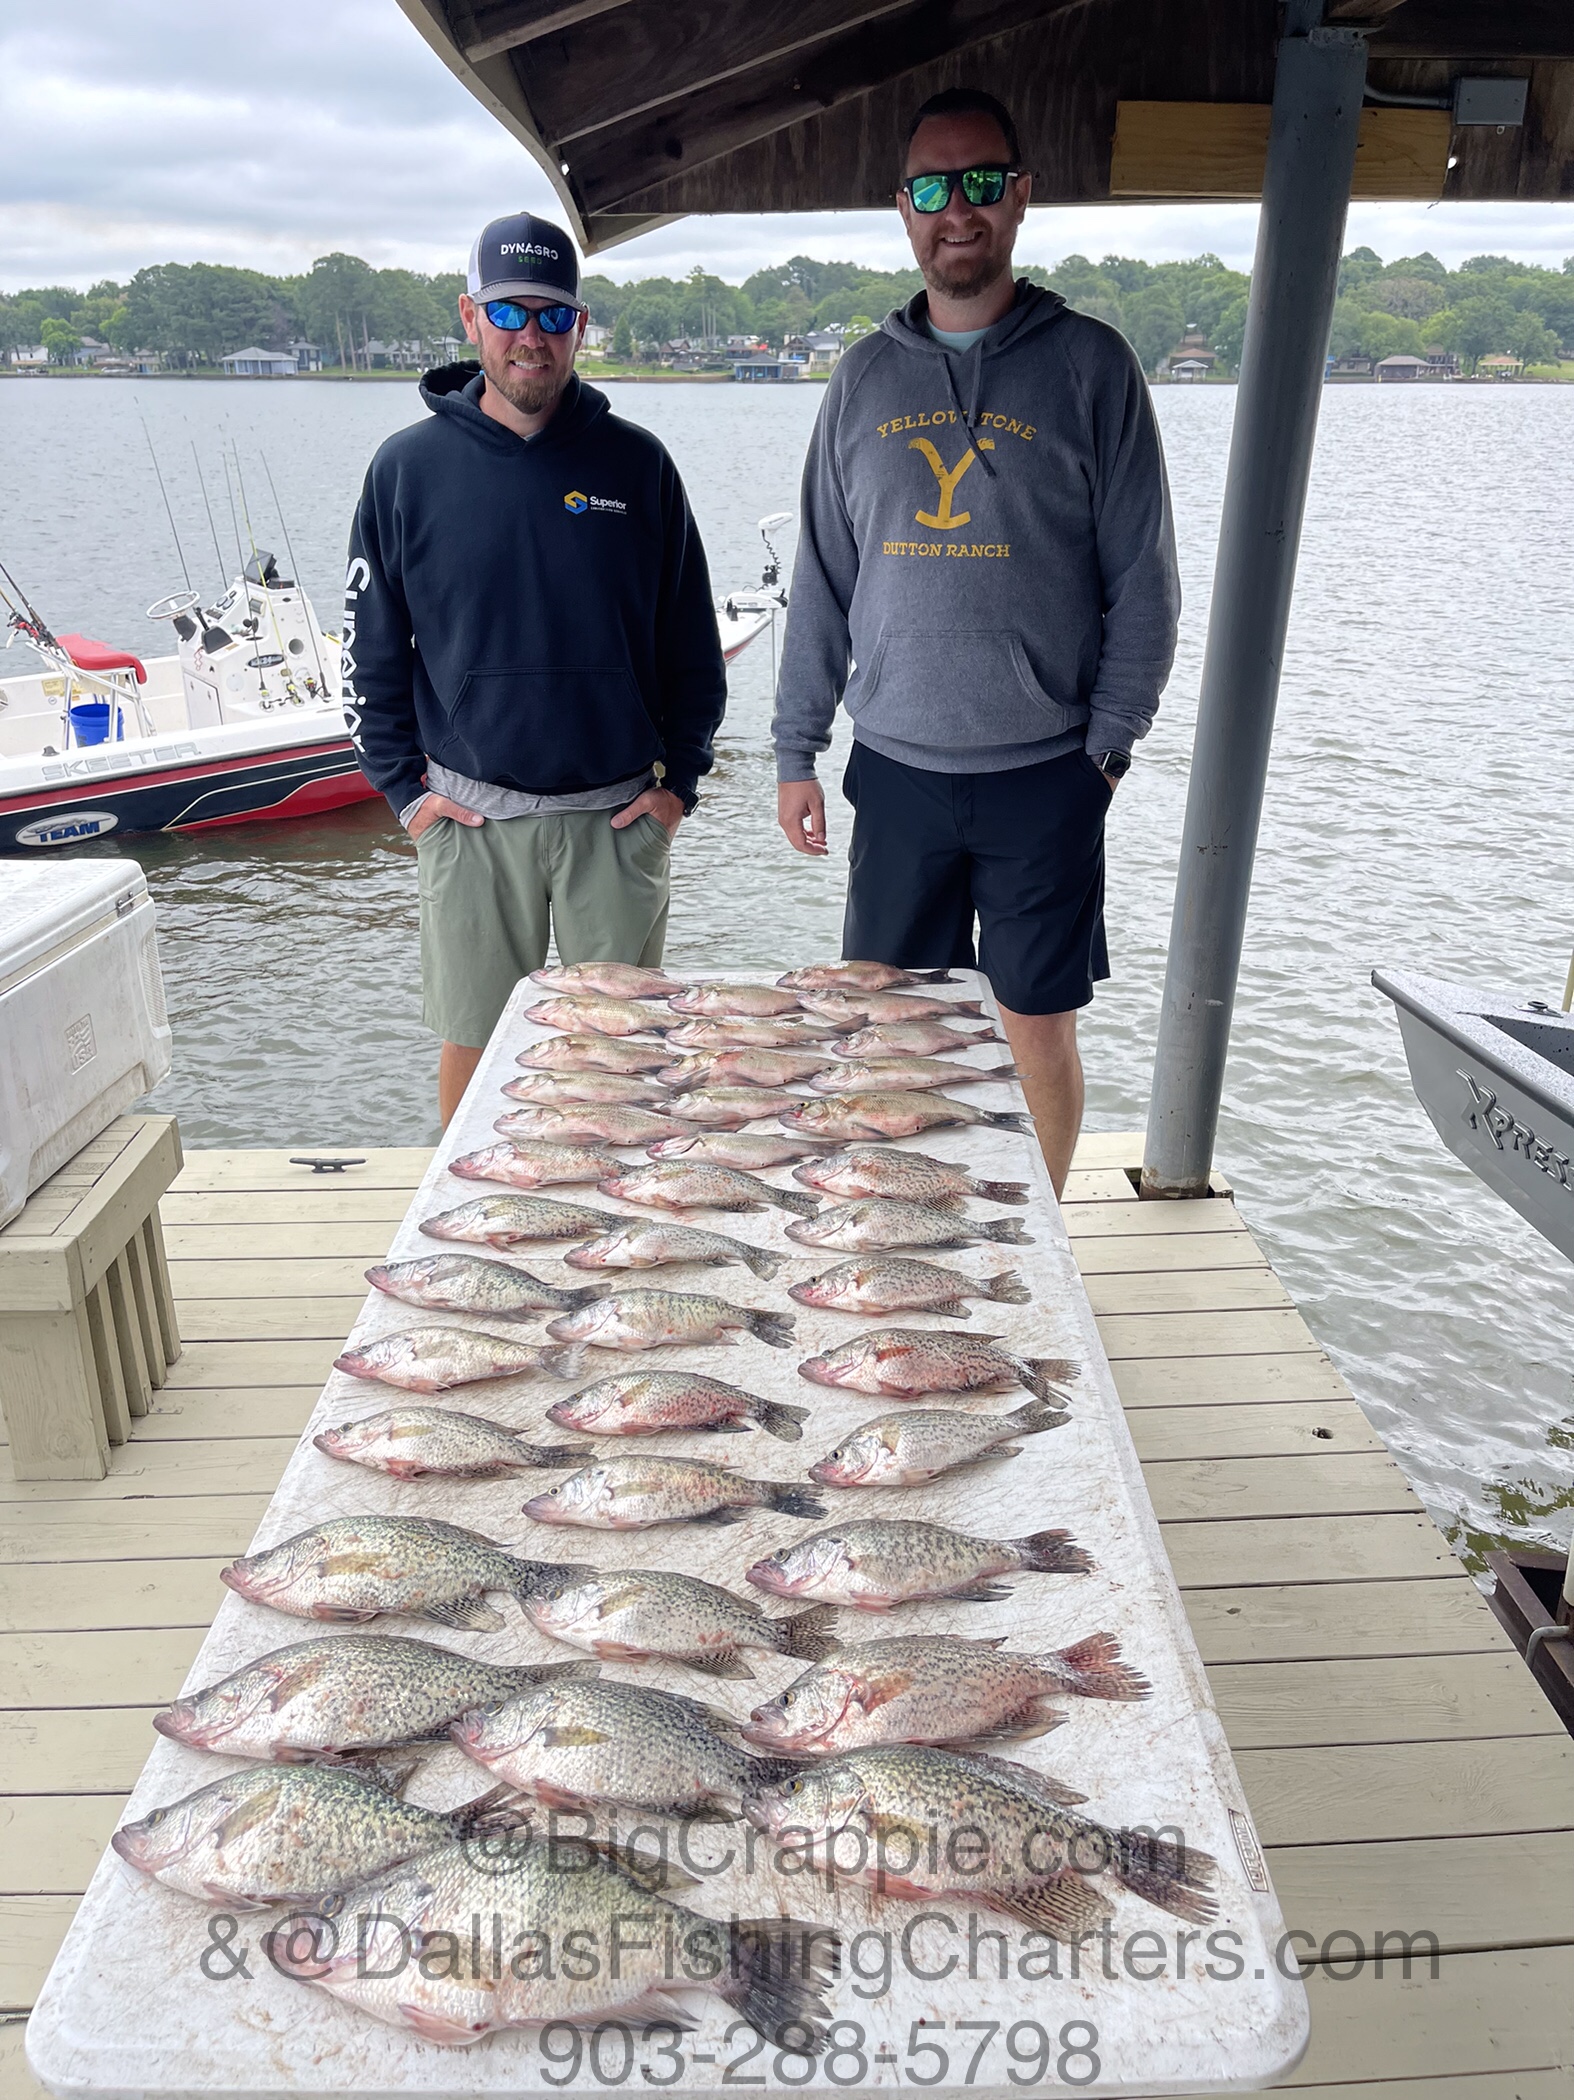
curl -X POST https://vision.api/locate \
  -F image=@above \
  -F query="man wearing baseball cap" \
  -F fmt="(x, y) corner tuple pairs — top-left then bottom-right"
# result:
(344, 210), (727, 1121)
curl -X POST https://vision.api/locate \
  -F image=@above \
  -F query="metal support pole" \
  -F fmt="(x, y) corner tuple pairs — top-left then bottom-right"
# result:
(1140, 6), (1368, 1199)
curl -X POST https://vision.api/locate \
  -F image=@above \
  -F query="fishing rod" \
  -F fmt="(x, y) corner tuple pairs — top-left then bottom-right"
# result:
(261, 451), (330, 699)
(231, 444), (300, 701)
(136, 408), (193, 594)
(221, 449), (246, 574)
(191, 440), (228, 593)
(0, 554), (60, 652)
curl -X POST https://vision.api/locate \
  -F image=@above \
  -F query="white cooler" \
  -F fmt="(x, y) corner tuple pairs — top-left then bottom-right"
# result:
(0, 861), (173, 1227)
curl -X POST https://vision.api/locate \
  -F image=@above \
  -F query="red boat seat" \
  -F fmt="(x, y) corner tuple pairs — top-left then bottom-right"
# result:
(56, 634), (147, 684)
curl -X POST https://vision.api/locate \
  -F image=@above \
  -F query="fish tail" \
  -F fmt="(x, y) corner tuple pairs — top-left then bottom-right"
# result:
(983, 1270), (1033, 1303)
(717, 1916), (840, 2054)
(761, 1481), (827, 1519)
(508, 1557), (598, 1601)
(1015, 1355), (1079, 1402)
(774, 1603), (840, 1661)
(982, 1109), (1032, 1130)
(539, 1343), (590, 1380)
(969, 1178), (1029, 1205)
(449, 1782), (534, 1837)
(980, 1218), (1033, 1245)
(561, 1283), (612, 1307)
(912, 969), (958, 983)
(983, 1061), (1019, 1079)
(1111, 1826), (1219, 1925)
(1040, 1630), (1152, 1702)
(768, 1185), (822, 1217)
(757, 1400), (809, 1443)
(740, 1245), (783, 1280)
(746, 1310), (798, 1349)
(1003, 1400), (1072, 1439)
(514, 1442), (588, 1469)
(1011, 1528), (1095, 1575)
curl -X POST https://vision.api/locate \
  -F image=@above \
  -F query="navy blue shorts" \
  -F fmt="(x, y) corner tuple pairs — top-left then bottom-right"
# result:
(841, 742), (1111, 1015)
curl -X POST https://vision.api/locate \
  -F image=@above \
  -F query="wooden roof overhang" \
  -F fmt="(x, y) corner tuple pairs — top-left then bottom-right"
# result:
(395, 0), (1574, 254)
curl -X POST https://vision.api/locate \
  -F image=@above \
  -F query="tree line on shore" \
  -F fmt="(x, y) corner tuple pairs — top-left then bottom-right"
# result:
(3, 244), (1571, 375)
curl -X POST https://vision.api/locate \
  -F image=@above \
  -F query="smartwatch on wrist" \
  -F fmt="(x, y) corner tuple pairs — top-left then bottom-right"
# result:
(1092, 750), (1132, 780)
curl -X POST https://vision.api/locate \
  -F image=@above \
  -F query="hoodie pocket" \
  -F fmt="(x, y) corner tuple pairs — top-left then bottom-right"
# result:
(844, 631), (1080, 751)
(445, 668), (661, 795)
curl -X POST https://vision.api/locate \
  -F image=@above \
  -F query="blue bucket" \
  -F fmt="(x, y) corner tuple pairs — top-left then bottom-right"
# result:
(68, 701), (113, 746)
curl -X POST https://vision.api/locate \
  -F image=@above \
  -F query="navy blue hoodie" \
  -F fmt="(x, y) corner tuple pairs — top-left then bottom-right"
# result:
(343, 365), (727, 818)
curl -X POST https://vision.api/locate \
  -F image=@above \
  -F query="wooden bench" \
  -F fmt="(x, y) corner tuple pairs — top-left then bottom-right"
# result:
(0, 1117), (182, 1480)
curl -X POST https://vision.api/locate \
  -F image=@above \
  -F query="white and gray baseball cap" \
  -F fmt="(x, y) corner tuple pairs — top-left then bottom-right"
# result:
(466, 211), (585, 309)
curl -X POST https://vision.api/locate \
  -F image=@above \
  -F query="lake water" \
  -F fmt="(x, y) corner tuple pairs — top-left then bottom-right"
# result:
(4, 371), (1572, 1569)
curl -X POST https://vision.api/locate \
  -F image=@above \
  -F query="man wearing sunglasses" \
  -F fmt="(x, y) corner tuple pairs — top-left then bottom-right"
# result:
(773, 88), (1179, 1195)
(344, 211), (726, 1122)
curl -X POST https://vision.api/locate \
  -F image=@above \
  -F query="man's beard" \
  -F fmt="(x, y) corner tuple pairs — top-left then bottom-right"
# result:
(922, 242), (1008, 301)
(482, 340), (570, 414)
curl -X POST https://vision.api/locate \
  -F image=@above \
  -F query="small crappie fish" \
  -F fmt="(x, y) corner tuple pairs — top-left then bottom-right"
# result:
(529, 963), (687, 999)
(798, 1329), (1075, 1401)
(525, 993), (676, 1037)
(788, 1255), (1031, 1317)
(834, 1019), (1003, 1057)
(666, 1015), (848, 1050)
(366, 1253), (604, 1319)
(499, 1071), (662, 1107)
(744, 1631), (1148, 1753)
(154, 1634), (595, 1760)
(315, 1406), (584, 1480)
(747, 1517), (1092, 1610)
(795, 989), (987, 1025)
(661, 1047), (835, 1091)
(333, 1326), (585, 1393)
(449, 1140), (623, 1189)
(660, 1085), (807, 1130)
(220, 1516), (588, 1631)
(563, 1218), (780, 1280)
(646, 1130), (833, 1170)
(810, 1056), (1017, 1095)
(808, 1401), (1068, 1488)
(596, 1159), (819, 1216)
(545, 1288), (795, 1352)
(794, 1146), (1027, 1207)
(111, 1761), (517, 1908)
(516, 1035), (672, 1075)
(779, 1092), (1029, 1139)
(777, 962), (954, 992)
(523, 1453), (824, 1530)
(548, 1371), (806, 1443)
(494, 1098), (689, 1146)
(524, 1566), (839, 1679)
(785, 1197), (1031, 1253)
(421, 1193), (620, 1248)
(264, 1837), (837, 2050)
(453, 1678), (805, 1820)
(743, 1745), (1215, 1937)
(666, 982), (805, 1019)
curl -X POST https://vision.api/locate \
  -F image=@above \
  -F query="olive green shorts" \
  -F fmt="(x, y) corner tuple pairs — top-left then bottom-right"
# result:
(416, 808), (671, 1048)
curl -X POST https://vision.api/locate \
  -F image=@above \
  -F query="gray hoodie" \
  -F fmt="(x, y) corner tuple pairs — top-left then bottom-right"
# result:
(772, 283), (1180, 781)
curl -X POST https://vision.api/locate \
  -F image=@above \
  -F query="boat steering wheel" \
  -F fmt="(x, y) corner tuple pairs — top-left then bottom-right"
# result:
(146, 590), (203, 622)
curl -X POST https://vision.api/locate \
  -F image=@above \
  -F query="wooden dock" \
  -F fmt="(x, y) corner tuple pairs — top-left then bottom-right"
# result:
(4, 1135), (1572, 2097)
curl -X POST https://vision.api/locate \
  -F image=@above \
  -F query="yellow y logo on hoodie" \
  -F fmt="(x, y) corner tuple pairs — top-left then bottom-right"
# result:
(908, 434), (994, 530)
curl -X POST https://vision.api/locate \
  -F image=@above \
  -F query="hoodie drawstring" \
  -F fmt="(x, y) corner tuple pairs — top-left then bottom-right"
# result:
(937, 341), (997, 479)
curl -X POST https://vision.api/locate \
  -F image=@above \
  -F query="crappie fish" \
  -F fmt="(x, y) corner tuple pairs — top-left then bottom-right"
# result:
(794, 1145), (1027, 1207)
(523, 1453), (824, 1529)
(221, 1516), (588, 1631)
(453, 1678), (804, 1819)
(834, 1019), (1002, 1056)
(747, 1517), (1092, 1609)
(449, 1140), (624, 1189)
(525, 1566), (839, 1678)
(789, 1255), (1031, 1317)
(777, 962), (954, 992)
(421, 1193), (620, 1248)
(494, 1099), (689, 1146)
(785, 1197), (1031, 1252)
(366, 1253), (603, 1319)
(596, 1160), (819, 1216)
(798, 1329), (1075, 1401)
(660, 1047), (833, 1091)
(516, 1035), (672, 1075)
(498, 1071), (661, 1107)
(808, 1401), (1068, 1487)
(333, 1326), (585, 1393)
(111, 1761), (520, 1908)
(647, 1130), (833, 1170)
(660, 1085), (806, 1130)
(315, 1407), (584, 1480)
(529, 963), (686, 999)
(666, 1015), (848, 1050)
(796, 989), (986, 1025)
(810, 1056), (1017, 1095)
(548, 1371), (806, 1443)
(525, 993), (676, 1037)
(779, 1092), (1028, 1139)
(667, 982), (806, 1018)
(563, 1218), (781, 1280)
(744, 1631), (1147, 1753)
(154, 1634), (594, 1761)
(744, 1745), (1216, 1936)
(264, 1837), (836, 2050)
(546, 1288), (795, 1352)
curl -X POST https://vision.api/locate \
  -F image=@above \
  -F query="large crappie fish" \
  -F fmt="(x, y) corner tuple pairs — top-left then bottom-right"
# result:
(545, 1288), (795, 1351)
(333, 1325), (585, 1393)
(315, 1406), (584, 1480)
(798, 1329), (1075, 1401)
(747, 1516), (1092, 1610)
(788, 1254), (1030, 1318)
(793, 1145), (1027, 1206)
(807, 1401), (1068, 1487)
(523, 1566), (838, 1679)
(522, 1453), (823, 1530)
(547, 1371), (806, 1443)
(366, 1253), (603, 1319)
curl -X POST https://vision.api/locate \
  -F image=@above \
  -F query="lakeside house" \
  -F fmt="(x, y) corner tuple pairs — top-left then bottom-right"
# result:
(6, 345), (48, 371)
(731, 354), (802, 382)
(1477, 352), (1524, 378)
(1163, 327), (1217, 380)
(1375, 353), (1430, 382)
(220, 345), (296, 377)
(286, 340), (323, 372)
(1168, 356), (1213, 381)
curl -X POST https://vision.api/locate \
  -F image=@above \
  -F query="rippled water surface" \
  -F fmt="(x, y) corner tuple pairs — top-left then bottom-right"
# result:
(4, 373), (1572, 1564)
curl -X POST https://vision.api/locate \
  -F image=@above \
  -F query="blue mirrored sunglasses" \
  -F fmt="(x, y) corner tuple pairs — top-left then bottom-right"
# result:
(483, 299), (580, 334)
(903, 166), (1019, 213)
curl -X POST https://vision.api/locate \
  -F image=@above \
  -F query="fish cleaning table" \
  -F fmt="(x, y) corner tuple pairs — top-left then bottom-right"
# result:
(27, 970), (1308, 2097)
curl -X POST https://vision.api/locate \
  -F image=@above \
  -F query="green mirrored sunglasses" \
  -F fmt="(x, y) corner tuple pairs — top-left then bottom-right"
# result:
(903, 165), (1020, 213)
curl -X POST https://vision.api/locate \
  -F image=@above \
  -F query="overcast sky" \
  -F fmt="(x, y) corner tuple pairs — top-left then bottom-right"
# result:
(4, 0), (1572, 293)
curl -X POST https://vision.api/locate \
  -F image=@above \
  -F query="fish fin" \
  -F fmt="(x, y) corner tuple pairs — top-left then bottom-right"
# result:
(982, 1270), (1032, 1304)
(1003, 1400), (1072, 1439)
(968, 1698), (1071, 1745)
(949, 1581), (1012, 1602)
(1015, 1356), (1080, 1403)
(970, 1178), (1030, 1205)
(741, 1247), (783, 1280)
(543, 1720), (614, 1747)
(752, 1403), (806, 1440)
(539, 1344), (589, 1380)
(337, 1750), (426, 1795)
(981, 1218), (1034, 1245)
(513, 1443), (586, 1469)
(747, 1311), (798, 1348)
(687, 1507), (749, 1527)
(450, 1783), (535, 1837)
(961, 1750), (1088, 1806)
(680, 1649), (757, 1681)
(425, 1595), (506, 1631)
(1010, 1529), (1095, 1576)
(913, 969), (958, 984)
(761, 1482), (827, 1520)
(775, 1604), (840, 1661)
(717, 1917), (838, 2056)
(396, 1999), (496, 2046)
(1041, 1630), (1152, 1702)
(742, 1752), (817, 1788)
(1112, 1829), (1219, 1925)
(709, 1419), (754, 1434)
(995, 1873), (1115, 1942)
(527, 1659), (602, 1682)
(562, 1284), (612, 1308)
(982, 1110), (1031, 1130)
(767, 1187), (822, 1217)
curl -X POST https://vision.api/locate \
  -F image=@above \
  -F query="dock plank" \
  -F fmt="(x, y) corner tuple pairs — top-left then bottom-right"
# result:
(1271, 1830), (1574, 1958)
(0, 1501), (269, 1566)
(156, 1340), (340, 1388)
(0, 1899), (74, 2015)
(1209, 1653), (1564, 1747)
(1084, 1267), (1290, 1315)
(170, 1150), (431, 1192)
(0, 1630), (205, 1711)
(0, 1711), (165, 1796)
(0, 1800), (123, 1897)
(1099, 1307), (1323, 1359)
(0, 1441), (299, 1504)
(1162, 1513), (1461, 1586)
(0, 1562), (226, 1636)
(1113, 1353), (1351, 1406)
(168, 1297), (367, 1342)
(1237, 1736), (1574, 1845)
(1126, 1402), (1384, 1461)
(1181, 1578), (1496, 1664)
(1146, 1452), (1420, 1522)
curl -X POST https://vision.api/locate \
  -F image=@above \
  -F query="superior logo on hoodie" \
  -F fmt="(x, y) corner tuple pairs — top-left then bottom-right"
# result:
(564, 489), (628, 515)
